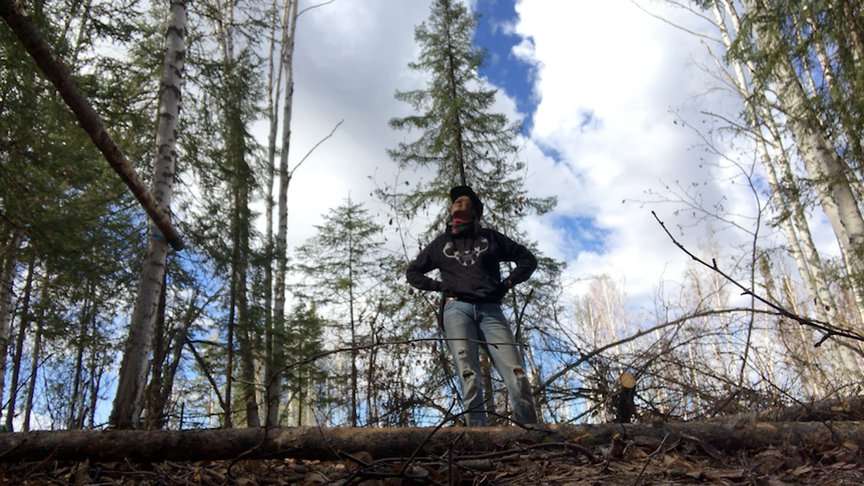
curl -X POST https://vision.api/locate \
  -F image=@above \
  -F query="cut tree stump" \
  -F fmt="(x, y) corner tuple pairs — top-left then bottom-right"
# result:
(0, 421), (863, 463)
(614, 372), (636, 423)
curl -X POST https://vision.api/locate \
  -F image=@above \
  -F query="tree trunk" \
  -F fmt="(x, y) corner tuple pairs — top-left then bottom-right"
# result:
(0, 230), (22, 409)
(224, 77), (259, 428)
(2, 421), (864, 463)
(271, 0), (299, 429)
(144, 270), (169, 429)
(225, 243), (237, 428)
(87, 362), (103, 429)
(236, 155), (259, 428)
(110, 0), (186, 429)
(366, 320), (379, 426)
(0, 1), (183, 250)
(68, 290), (92, 430)
(263, 0), (284, 429)
(442, 0), (467, 185)
(22, 270), (48, 433)
(348, 210), (358, 427)
(4, 256), (34, 431)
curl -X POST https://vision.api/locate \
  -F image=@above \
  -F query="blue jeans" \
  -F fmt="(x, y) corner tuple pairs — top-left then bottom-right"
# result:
(442, 299), (538, 426)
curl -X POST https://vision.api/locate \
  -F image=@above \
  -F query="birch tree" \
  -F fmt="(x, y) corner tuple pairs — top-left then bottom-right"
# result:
(268, 0), (299, 429)
(705, 0), (839, 326)
(727, 0), (864, 322)
(110, 0), (187, 428)
(262, 0), (285, 429)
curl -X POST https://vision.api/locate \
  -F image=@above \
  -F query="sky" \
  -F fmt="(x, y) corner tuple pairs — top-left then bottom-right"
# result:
(250, 0), (838, 312)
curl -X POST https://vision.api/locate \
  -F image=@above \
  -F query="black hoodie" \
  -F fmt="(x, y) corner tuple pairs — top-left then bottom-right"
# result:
(406, 224), (537, 303)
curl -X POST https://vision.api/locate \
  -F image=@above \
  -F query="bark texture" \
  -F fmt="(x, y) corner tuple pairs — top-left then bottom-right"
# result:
(1, 422), (864, 463)
(270, 0), (299, 427)
(110, 0), (186, 428)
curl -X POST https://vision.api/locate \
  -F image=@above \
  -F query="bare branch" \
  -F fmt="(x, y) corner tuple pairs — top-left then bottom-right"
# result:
(652, 210), (864, 344)
(297, 0), (336, 18)
(289, 119), (344, 176)
(630, 0), (723, 45)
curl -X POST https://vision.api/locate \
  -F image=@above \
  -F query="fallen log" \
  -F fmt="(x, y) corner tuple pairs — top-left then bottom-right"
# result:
(710, 396), (864, 423)
(1, 421), (863, 463)
(0, 0), (184, 251)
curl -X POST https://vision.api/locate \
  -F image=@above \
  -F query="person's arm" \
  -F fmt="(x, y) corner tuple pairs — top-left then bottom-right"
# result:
(406, 240), (443, 292)
(496, 232), (537, 288)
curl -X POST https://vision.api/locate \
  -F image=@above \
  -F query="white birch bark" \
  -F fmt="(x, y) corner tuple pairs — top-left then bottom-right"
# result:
(751, 1), (864, 307)
(263, 0), (284, 428)
(804, 13), (864, 325)
(718, 0), (852, 325)
(270, 0), (299, 427)
(110, 0), (186, 428)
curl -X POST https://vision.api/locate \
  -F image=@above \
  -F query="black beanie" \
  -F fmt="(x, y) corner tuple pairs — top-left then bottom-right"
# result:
(449, 185), (484, 217)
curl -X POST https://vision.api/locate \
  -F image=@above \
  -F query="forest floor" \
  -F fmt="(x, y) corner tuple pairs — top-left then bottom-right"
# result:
(0, 431), (862, 485)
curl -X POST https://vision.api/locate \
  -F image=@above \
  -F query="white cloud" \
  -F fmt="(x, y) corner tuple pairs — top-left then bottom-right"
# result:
(511, 1), (767, 302)
(243, 0), (781, 311)
(248, 1), (434, 255)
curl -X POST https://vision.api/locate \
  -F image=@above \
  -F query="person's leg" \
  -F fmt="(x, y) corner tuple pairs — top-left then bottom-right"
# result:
(477, 303), (538, 425)
(442, 300), (487, 426)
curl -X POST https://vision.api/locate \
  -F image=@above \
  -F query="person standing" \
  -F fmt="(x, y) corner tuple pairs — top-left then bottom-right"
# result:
(406, 186), (538, 426)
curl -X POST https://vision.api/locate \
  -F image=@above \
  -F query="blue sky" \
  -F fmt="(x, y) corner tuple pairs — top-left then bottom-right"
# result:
(472, 1), (611, 260)
(260, 0), (803, 307)
(473, 0), (538, 133)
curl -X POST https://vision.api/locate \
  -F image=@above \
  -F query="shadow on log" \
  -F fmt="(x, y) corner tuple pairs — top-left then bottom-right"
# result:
(1, 422), (864, 463)
(709, 396), (864, 423)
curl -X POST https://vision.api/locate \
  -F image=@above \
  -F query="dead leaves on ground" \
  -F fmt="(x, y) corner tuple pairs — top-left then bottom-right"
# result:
(0, 435), (862, 484)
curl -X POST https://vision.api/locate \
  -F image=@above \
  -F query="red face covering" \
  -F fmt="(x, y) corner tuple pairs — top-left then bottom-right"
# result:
(451, 211), (473, 227)
(450, 209), (474, 235)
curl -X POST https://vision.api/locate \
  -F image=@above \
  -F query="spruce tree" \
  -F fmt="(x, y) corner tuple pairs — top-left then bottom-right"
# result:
(293, 198), (384, 426)
(387, 0), (563, 423)
(387, 0), (554, 232)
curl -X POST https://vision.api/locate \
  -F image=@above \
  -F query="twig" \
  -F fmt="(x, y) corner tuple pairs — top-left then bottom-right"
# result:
(632, 432), (670, 486)
(629, 0), (723, 45)
(537, 307), (782, 393)
(289, 119), (343, 176)
(651, 210), (864, 344)
(399, 401), (461, 476)
(297, 0), (336, 17)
